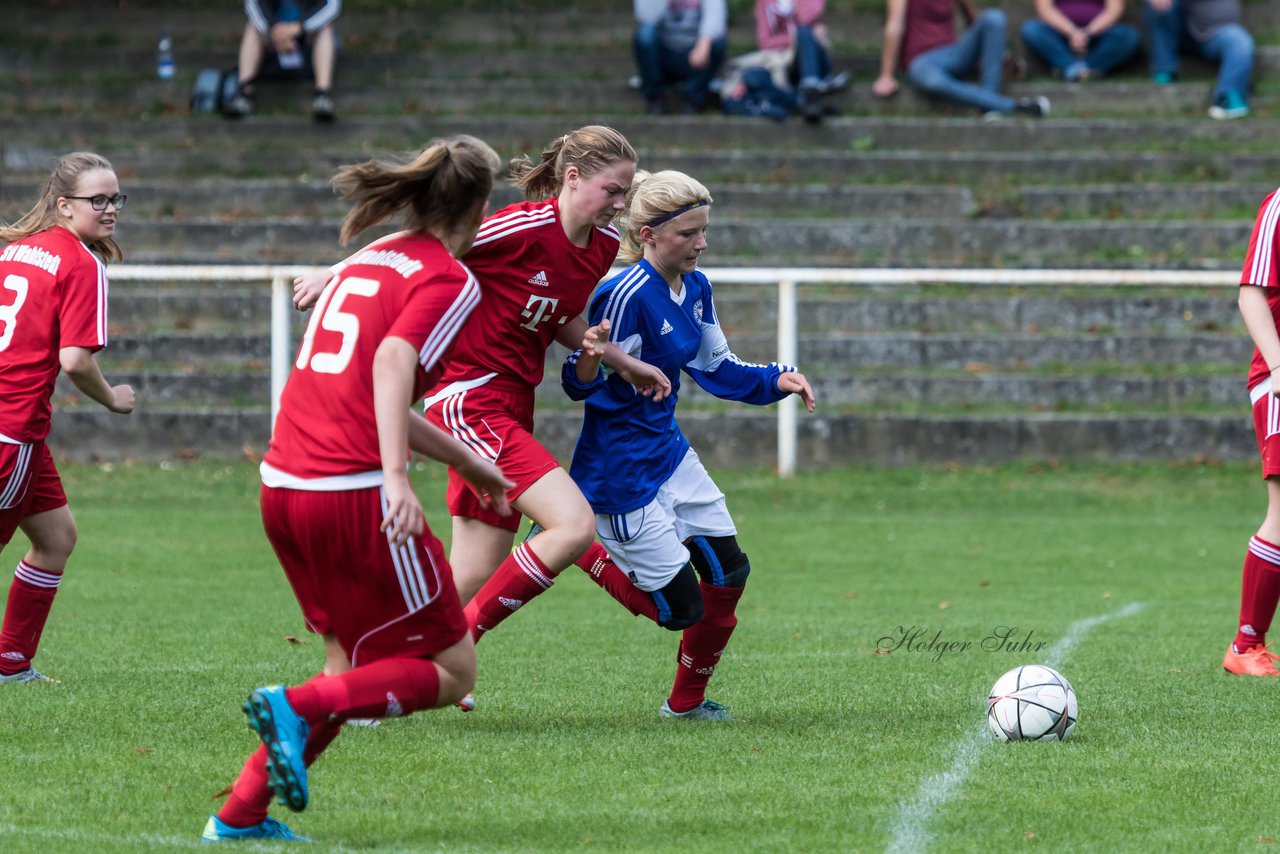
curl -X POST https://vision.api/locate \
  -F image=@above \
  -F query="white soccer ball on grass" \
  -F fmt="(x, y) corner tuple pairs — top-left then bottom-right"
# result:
(986, 664), (1078, 742)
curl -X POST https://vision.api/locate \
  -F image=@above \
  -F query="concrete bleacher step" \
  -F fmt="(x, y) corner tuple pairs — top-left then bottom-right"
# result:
(3, 74), (1273, 120)
(1, 180), (985, 222)
(45, 405), (1253, 466)
(779, 373), (1247, 410)
(10, 138), (1270, 190)
(97, 333), (270, 365)
(4, 179), (1269, 224)
(7, 114), (1279, 157)
(53, 365), (1246, 415)
(55, 372), (270, 407)
(530, 370), (1244, 410)
(68, 216), (1251, 267)
(715, 290), (1242, 335)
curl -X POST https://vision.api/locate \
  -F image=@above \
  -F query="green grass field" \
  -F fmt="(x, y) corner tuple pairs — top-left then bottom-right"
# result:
(0, 459), (1276, 853)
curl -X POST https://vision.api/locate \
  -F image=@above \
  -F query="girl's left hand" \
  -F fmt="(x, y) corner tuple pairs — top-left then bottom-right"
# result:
(582, 318), (611, 357)
(294, 270), (334, 311)
(380, 474), (426, 546)
(779, 370), (816, 412)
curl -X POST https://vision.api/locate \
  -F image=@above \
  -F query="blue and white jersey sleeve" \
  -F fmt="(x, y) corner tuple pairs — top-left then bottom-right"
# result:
(560, 347), (607, 401)
(684, 278), (794, 406)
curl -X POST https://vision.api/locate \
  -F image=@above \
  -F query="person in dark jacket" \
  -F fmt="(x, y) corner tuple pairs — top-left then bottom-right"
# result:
(224, 0), (341, 122)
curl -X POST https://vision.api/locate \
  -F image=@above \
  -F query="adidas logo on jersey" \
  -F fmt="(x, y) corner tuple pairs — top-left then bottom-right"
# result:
(498, 596), (524, 611)
(659, 319), (674, 335)
(527, 270), (549, 287)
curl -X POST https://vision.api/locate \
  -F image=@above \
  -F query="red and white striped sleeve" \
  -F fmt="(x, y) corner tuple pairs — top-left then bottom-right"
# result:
(1242, 189), (1280, 288)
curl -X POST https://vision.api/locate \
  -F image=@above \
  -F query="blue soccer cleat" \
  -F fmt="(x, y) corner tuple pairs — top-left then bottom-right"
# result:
(243, 685), (312, 812)
(659, 698), (733, 721)
(201, 814), (311, 843)
(0, 666), (59, 684)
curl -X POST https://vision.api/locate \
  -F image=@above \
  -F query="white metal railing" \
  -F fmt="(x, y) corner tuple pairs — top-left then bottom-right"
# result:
(109, 264), (1241, 478)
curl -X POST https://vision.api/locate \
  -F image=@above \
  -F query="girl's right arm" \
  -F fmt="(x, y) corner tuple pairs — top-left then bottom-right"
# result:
(407, 411), (514, 517)
(60, 347), (135, 414)
(873, 0), (907, 97)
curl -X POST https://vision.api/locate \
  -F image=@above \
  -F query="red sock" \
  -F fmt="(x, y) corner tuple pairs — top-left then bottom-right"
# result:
(1235, 536), (1280, 652)
(217, 714), (341, 828)
(0, 561), (63, 674)
(284, 657), (441, 723)
(576, 542), (660, 622)
(464, 543), (554, 642)
(667, 583), (744, 713)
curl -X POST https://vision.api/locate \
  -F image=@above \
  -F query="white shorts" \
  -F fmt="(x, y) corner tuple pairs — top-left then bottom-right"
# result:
(595, 448), (736, 592)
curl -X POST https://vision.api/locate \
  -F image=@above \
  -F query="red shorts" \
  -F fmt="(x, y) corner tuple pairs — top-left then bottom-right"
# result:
(0, 441), (68, 545)
(260, 484), (468, 666)
(423, 376), (560, 532)
(1252, 384), (1280, 478)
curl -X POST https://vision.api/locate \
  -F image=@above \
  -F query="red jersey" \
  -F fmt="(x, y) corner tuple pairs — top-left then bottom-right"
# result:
(0, 226), (108, 443)
(434, 199), (620, 391)
(1243, 188), (1280, 391)
(901, 0), (958, 68)
(263, 232), (480, 483)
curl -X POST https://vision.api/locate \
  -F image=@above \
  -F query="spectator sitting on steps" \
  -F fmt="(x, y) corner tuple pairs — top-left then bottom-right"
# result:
(754, 0), (850, 120)
(1144, 0), (1253, 120)
(872, 0), (1051, 119)
(634, 0), (728, 114)
(1020, 0), (1142, 82)
(224, 0), (341, 123)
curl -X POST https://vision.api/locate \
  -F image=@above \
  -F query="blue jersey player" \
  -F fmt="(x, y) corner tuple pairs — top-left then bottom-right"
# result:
(563, 170), (815, 720)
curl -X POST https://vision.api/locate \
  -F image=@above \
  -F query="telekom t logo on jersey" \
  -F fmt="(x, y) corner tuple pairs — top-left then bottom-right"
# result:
(520, 294), (564, 331)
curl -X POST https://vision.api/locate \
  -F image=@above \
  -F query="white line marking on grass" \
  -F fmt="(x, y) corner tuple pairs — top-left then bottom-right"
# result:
(0, 822), (363, 853)
(884, 602), (1144, 854)
(0, 823), (205, 850)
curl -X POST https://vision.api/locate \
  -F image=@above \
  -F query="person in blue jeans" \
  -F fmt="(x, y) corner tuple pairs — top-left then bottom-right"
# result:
(225, 0), (341, 122)
(634, 0), (728, 114)
(1145, 0), (1252, 119)
(755, 0), (850, 111)
(873, 0), (1050, 118)
(1021, 0), (1141, 81)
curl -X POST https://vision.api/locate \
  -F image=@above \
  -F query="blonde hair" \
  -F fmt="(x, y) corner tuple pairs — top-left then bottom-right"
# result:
(332, 135), (502, 246)
(0, 151), (123, 263)
(508, 125), (637, 201)
(617, 170), (713, 264)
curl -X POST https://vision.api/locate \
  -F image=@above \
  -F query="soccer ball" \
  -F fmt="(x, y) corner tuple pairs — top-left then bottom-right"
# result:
(986, 664), (1078, 742)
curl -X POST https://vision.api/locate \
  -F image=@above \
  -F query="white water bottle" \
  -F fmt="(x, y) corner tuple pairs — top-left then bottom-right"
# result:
(157, 32), (175, 80)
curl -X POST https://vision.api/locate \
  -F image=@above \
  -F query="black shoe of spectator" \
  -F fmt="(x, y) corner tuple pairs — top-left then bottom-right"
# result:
(312, 92), (335, 123)
(799, 83), (824, 124)
(1013, 95), (1051, 118)
(222, 91), (254, 119)
(645, 97), (667, 115)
